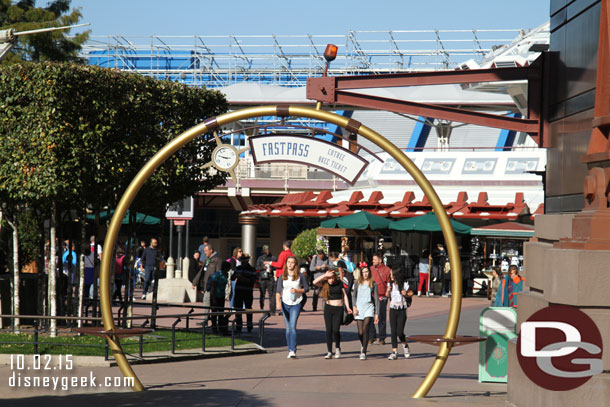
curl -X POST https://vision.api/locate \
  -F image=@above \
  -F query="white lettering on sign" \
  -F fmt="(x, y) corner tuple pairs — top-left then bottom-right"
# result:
(249, 135), (368, 184)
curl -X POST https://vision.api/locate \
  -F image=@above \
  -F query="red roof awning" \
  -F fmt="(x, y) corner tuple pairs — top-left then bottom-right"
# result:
(242, 190), (531, 221)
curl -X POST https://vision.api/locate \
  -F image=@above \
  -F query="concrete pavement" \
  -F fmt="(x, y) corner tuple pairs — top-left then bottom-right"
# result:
(0, 296), (509, 406)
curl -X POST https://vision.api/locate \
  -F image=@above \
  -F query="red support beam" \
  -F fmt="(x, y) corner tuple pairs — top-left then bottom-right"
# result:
(307, 63), (545, 139)
(335, 90), (539, 134)
(331, 66), (535, 89)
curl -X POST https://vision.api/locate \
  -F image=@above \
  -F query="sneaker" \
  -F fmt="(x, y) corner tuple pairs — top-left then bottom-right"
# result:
(388, 351), (398, 360)
(141, 294), (146, 300)
(359, 353), (367, 360)
(417, 291), (421, 297)
(287, 351), (296, 358)
(402, 343), (411, 358)
(442, 294), (449, 298)
(324, 352), (333, 359)
(334, 348), (341, 359)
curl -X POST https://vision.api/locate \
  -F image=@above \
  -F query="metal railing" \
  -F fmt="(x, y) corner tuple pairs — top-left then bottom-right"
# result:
(233, 160), (336, 181)
(0, 309), (271, 360)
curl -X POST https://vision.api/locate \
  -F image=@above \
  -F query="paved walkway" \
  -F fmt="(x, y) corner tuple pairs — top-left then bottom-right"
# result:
(0, 296), (508, 406)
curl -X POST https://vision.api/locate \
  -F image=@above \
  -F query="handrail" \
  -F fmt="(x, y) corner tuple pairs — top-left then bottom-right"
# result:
(0, 310), (271, 355)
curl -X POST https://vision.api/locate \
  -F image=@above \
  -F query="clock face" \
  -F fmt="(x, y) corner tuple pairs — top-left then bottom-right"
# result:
(212, 145), (238, 171)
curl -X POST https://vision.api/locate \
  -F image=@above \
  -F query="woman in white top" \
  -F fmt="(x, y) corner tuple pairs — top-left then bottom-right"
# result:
(386, 267), (414, 360)
(275, 256), (310, 358)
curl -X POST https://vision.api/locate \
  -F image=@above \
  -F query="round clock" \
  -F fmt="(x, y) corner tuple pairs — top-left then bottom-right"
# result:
(212, 145), (238, 171)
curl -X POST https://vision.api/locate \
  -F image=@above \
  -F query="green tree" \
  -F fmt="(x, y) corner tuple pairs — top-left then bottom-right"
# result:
(291, 228), (320, 259)
(0, 0), (89, 65)
(0, 62), (229, 333)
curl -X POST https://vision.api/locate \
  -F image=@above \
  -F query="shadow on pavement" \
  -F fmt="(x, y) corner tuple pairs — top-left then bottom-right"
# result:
(425, 390), (507, 399)
(261, 327), (359, 348)
(1, 389), (269, 407)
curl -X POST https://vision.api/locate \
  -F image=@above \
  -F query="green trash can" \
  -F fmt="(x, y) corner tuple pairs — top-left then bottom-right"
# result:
(478, 306), (517, 383)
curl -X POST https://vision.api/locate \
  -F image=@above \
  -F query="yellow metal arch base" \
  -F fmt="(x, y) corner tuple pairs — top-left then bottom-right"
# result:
(99, 105), (462, 397)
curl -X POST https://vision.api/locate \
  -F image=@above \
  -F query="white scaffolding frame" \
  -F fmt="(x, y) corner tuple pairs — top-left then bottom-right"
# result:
(81, 29), (533, 87)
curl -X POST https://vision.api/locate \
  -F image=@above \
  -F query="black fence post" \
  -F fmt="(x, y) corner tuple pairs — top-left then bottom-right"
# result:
(139, 334), (144, 357)
(201, 321), (206, 352)
(186, 308), (194, 330)
(259, 312), (270, 348)
(34, 319), (39, 354)
(171, 317), (181, 354)
(231, 318), (235, 350)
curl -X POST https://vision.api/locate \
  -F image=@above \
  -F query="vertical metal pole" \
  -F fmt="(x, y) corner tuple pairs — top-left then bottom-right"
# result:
(185, 220), (190, 260)
(201, 322), (206, 352)
(169, 220), (174, 259)
(231, 319), (235, 350)
(34, 320), (39, 354)
(176, 225), (183, 272)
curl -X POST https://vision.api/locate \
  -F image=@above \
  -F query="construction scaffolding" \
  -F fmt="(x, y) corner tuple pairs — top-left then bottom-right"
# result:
(81, 29), (536, 87)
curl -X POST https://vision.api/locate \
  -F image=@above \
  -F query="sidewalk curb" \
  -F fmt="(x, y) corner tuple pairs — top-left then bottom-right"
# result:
(0, 344), (267, 368)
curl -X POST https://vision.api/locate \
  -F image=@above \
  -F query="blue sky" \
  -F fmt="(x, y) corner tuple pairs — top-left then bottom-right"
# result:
(70, 0), (550, 37)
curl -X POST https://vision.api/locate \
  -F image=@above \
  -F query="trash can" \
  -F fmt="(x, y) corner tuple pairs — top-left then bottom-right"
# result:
(478, 306), (517, 383)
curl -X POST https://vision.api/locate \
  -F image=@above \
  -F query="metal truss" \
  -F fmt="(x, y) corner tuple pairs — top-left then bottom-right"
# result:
(81, 29), (529, 88)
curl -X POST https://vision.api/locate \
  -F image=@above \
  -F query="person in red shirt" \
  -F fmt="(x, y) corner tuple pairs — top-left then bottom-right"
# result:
(265, 240), (294, 279)
(368, 252), (391, 345)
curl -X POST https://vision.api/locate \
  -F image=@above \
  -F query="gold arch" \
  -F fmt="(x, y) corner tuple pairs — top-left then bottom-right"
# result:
(99, 105), (462, 397)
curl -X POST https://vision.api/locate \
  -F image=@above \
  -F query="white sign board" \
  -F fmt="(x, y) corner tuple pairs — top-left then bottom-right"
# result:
(249, 135), (368, 184)
(166, 196), (194, 219)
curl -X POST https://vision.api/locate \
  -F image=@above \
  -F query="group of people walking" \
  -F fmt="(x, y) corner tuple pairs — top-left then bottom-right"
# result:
(276, 250), (414, 360)
(187, 238), (414, 360)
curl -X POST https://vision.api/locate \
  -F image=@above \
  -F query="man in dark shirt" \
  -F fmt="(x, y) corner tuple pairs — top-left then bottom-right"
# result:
(192, 244), (221, 323)
(369, 252), (391, 345)
(309, 250), (329, 311)
(140, 238), (158, 299)
(256, 245), (276, 310)
(197, 236), (209, 264)
(233, 254), (258, 332)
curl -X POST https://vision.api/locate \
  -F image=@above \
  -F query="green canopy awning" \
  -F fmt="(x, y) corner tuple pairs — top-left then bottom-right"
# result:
(86, 210), (160, 225)
(388, 212), (471, 234)
(320, 211), (391, 230)
(471, 222), (534, 238)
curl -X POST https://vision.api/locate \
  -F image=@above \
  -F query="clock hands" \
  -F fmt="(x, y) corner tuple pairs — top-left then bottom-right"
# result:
(200, 130), (252, 185)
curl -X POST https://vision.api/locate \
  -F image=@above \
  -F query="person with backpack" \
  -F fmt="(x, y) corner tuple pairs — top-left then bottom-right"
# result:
(139, 238), (158, 300)
(368, 253), (391, 345)
(309, 249), (329, 312)
(192, 244), (222, 325)
(209, 261), (231, 335)
(314, 268), (353, 359)
(233, 253), (258, 333)
(386, 267), (414, 360)
(113, 246), (128, 303)
(256, 245), (276, 311)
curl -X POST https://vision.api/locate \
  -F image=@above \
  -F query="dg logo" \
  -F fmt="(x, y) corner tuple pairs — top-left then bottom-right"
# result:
(517, 305), (604, 391)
